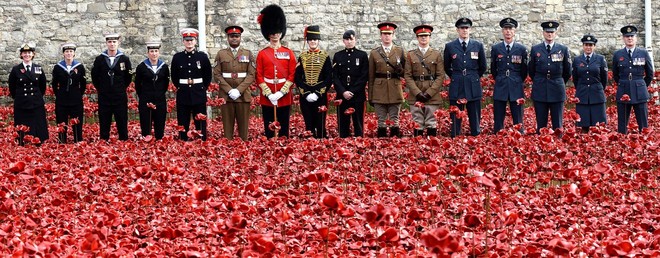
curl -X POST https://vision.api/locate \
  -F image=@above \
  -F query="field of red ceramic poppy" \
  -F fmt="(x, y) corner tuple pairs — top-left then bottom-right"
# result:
(1, 73), (660, 257)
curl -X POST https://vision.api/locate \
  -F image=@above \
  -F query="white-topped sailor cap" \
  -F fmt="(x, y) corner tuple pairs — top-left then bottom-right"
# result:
(61, 43), (77, 52)
(104, 32), (121, 41)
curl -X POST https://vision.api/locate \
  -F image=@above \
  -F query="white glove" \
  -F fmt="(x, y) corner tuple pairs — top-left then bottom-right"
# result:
(228, 89), (241, 100)
(268, 93), (279, 106)
(306, 93), (319, 102)
(272, 91), (284, 100)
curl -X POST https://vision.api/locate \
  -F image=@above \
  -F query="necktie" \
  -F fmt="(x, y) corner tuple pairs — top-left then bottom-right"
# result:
(628, 49), (632, 58)
(546, 45), (551, 52)
(385, 47), (390, 54)
(232, 49), (237, 56)
(506, 45), (510, 53)
(26, 65), (31, 72)
(461, 42), (467, 51)
(421, 48), (426, 55)
(586, 55), (590, 63)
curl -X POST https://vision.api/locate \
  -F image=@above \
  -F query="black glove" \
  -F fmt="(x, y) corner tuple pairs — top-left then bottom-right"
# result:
(421, 92), (432, 101)
(415, 93), (429, 102)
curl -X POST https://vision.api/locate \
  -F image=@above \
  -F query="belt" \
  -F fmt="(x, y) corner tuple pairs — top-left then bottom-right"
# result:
(413, 75), (434, 81)
(179, 78), (203, 85)
(264, 78), (285, 84)
(628, 74), (644, 80)
(375, 72), (401, 79)
(223, 72), (247, 79)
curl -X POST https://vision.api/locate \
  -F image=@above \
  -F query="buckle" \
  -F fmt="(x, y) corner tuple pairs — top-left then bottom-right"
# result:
(346, 75), (351, 83)
(231, 73), (238, 79)
(188, 78), (193, 85)
(628, 73), (633, 80)
(505, 70), (510, 77)
(462, 69), (467, 76)
(386, 71), (391, 79)
(419, 75), (425, 81)
(546, 74), (551, 79)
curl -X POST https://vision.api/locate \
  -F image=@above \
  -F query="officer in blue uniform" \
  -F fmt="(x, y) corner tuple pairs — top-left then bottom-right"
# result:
(52, 43), (86, 143)
(612, 25), (654, 134)
(491, 18), (528, 134)
(571, 34), (608, 132)
(443, 17), (487, 137)
(333, 29), (369, 138)
(529, 21), (571, 133)
(135, 40), (170, 140)
(8, 43), (49, 145)
(171, 28), (213, 141)
(92, 33), (132, 141)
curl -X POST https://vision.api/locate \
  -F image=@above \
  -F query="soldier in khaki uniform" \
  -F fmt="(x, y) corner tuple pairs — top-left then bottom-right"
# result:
(404, 24), (445, 137)
(213, 25), (256, 140)
(368, 22), (406, 137)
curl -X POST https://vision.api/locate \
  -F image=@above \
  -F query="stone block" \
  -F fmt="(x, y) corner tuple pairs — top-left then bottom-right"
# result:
(86, 3), (107, 13)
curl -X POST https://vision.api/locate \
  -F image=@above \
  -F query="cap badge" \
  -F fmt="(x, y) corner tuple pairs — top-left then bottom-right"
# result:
(627, 27), (632, 32)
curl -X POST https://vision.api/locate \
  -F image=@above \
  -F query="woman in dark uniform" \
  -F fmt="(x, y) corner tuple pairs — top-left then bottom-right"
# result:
(134, 39), (170, 139)
(571, 34), (608, 132)
(8, 43), (49, 145)
(51, 43), (86, 143)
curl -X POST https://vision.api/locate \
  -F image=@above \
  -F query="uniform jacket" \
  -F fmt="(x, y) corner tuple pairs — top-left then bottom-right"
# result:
(8, 63), (47, 109)
(213, 47), (256, 103)
(443, 39), (487, 101)
(529, 42), (571, 102)
(91, 50), (132, 105)
(332, 47), (368, 103)
(134, 59), (170, 105)
(571, 53), (607, 104)
(404, 47), (445, 104)
(368, 45), (405, 104)
(51, 60), (86, 107)
(490, 41), (528, 101)
(256, 46), (297, 107)
(295, 50), (333, 103)
(612, 47), (653, 104)
(171, 50), (213, 106)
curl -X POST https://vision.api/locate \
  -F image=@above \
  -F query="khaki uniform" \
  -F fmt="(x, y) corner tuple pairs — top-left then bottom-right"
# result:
(213, 47), (256, 140)
(404, 48), (445, 104)
(368, 46), (405, 104)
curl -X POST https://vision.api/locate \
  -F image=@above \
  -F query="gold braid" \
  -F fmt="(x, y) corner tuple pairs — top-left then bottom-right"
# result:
(299, 50), (328, 94)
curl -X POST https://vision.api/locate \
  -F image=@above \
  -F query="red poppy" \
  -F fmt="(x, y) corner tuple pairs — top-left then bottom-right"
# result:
(620, 94), (631, 102)
(414, 101), (425, 108)
(343, 107), (355, 115)
(268, 121), (281, 132)
(146, 102), (157, 110)
(194, 113), (207, 121)
(457, 98), (468, 105)
(318, 105), (328, 113)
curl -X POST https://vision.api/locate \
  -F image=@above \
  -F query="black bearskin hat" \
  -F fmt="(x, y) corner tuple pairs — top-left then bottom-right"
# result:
(258, 4), (286, 40)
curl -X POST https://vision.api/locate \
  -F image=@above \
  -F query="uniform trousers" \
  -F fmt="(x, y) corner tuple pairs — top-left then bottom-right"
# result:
(221, 102), (251, 140)
(56, 104), (84, 143)
(493, 100), (524, 133)
(337, 101), (365, 137)
(99, 103), (128, 140)
(450, 99), (481, 137)
(138, 102), (167, 139)
(262, 105), (290, 138)
(177, 103), (207, 141)
(410, 104), (439, 129)
(617, 102), (648, 134)
(374, 103), (401, 127)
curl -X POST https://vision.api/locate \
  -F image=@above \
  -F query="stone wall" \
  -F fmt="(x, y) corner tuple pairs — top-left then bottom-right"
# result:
(0, 0), (658, 83)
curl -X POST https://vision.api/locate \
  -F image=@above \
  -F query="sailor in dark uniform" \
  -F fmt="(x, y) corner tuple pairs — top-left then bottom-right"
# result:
(170, 28), (213, 141)
(612, 25), (654, 134)
(134, 39), (170, 140)
(443, 17), (487, 137)
(571, 34), (608, 132)
(91, 32), (132, 141)
(529, 21), (571, 133)
(8, 43), (49, 145)
(51, 43), (86, 143)
(491, 18), (528, 134)
(333, 29), (369, 138)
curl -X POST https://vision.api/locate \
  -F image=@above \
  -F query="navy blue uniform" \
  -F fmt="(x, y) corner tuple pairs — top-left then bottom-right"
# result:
(170, 50), (213, 140)
(571, 53), (607, 128)
(443, 39), (487, 137)
(52, 60), (86, 142)
(134, 59), (170, 139)
(612, 47), (654, 133)
(8, 63), (49, 145)
(333, 47), (369, 137)
(91, 50), (132, 140)
(529, 42), (571, 132)
(491, 41), (528, 133)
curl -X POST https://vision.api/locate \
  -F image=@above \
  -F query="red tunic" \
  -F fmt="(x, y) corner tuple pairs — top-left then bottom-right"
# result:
(256, 46), (296, 107)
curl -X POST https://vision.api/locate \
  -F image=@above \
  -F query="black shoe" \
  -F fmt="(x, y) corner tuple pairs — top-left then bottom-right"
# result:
(427, 128), (437, 136)
(377, 127), (388, 137)
(389, 127), (401, 138)
(413, 129), (424, 137)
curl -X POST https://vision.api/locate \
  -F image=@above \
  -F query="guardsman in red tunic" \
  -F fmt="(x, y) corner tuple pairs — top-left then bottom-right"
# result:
(256, 4), (296, 138)
(213, 25), (256, 141)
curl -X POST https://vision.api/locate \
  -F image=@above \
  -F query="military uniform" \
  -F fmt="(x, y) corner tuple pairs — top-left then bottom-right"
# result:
(333, 30), (369, 138)
(612, 25), (654, 134)
(368, 22), (405, 137)
(91, 33), (132, 141)
(213, 26), (256, 141)
(135, 41), (170, 140)
(443, 18), (487, 137)
(51, 43), (86, 143)
(295, 25), (332, 138)
(171, 28), (213, 141)
(256, 4), (296, 138)
(404, 24), (445, 137)
(8, 43), (49, 145)
(491, 18), (528, 133)
(529, 21), (571, 132)
(571, 34), (607, 130)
